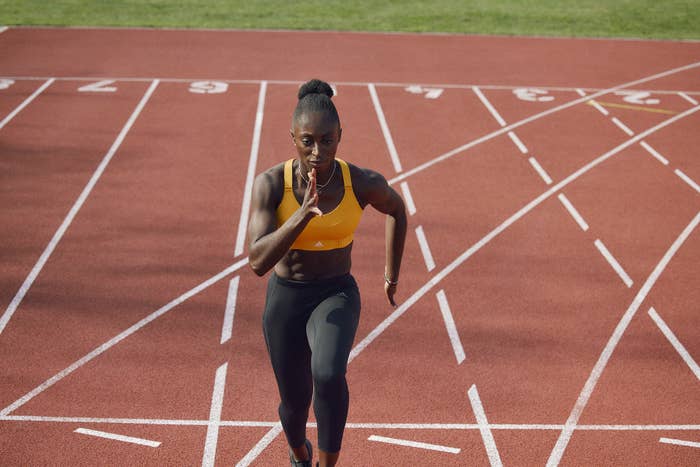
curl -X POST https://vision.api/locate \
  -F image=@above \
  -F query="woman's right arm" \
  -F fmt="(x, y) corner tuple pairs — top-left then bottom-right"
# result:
(247, 168), (321, 276)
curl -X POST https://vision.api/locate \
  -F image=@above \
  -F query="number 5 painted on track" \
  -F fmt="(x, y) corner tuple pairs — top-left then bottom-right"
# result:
(513, 88), (554, 102)
(189, 81), (229, 94)
(0, 79), (14, 90)
(615, 91), (659, 105)
(78, 80), (118, 92)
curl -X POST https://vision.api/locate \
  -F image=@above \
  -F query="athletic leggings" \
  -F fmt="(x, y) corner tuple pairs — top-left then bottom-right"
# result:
(262, 272), (361, 453)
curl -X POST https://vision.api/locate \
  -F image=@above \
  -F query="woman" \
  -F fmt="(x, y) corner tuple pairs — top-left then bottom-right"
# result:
(247, 79), (407, 467)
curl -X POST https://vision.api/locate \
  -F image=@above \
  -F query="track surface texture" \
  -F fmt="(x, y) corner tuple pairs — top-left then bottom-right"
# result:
(1, 27), (699, 466)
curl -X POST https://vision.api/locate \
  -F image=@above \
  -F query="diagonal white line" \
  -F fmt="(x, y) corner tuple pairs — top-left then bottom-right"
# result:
(557, 194), (589, 231)
(368, 83), (402, 173)
(221, 276), (240, 344)
(508, 131), (528, 154)
(547, 211), (700, 467)
(640, 141), (669, 165)
(202, 363), (228, 467)
(400, 181), (417, 215)
(368, 435), (461, 454)
(611, 117), (634, 136)
(674, 169), (700, 193)
(648, 307), (700, 381)
(473, 86), (506, 127)
(235, 424), (284, 467)
(0, 26), (8, 34)
(589, 100), (610, 116)
(415, 225), (436, 271)
(678, 92), (699, 105)
(468, 384), (503, 467)
(74, 428), (160, 447)
(0, 79), (159, 336)
(528, 157), (553, 184)
(436, 290), (466, 364)
(594, 239), (633, 288)
(0, 78), (55, 131)
(659, 437), (700, 448)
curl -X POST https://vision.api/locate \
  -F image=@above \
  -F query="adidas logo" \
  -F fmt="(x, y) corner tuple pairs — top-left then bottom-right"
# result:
(314, 241), (324, 247)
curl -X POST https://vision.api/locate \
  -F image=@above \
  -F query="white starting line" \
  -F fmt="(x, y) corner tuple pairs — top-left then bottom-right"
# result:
(74, 427), (161, 448)
(659, 437), (700, 449)
(368, 435), (461, 454)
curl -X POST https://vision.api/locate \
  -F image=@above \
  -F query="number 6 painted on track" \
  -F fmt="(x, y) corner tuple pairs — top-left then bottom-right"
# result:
(513, 88), (554, 102)
(189, 81), (229, 94)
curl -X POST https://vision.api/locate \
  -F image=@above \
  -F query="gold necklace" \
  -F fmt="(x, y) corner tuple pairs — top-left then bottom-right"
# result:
(297, 160), (337, 192)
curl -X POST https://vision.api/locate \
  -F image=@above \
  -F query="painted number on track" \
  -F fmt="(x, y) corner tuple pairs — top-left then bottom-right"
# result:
(615, 91), (659, 105)
(513, 88), (554, 102)
(0, 79), (15, 90)
(78, 80), (118, 93)
(405, 85), (444, 99)
(189, 81), (229, 94)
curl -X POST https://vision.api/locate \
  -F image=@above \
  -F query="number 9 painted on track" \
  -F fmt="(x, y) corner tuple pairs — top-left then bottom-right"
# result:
(513, 88), (554, 102)
(189, 81), (229, 94)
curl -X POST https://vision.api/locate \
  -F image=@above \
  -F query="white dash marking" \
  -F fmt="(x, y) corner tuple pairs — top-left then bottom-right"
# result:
(473, 86), (506, 127)
(557, 194), (589, 231)
(202, 363), (228, 467)
(0, 79), (158, 336)
(589, 100), (610, 116)
(235, 424), (284, 467)
(468, 385), (503, 467)
(528, 157), (553, 184)
(594, 239), (633, 287)
(611, 117), (634, 136)
(0, 78), (55, 131)
(659, 437), (700, 449)
(648, 307), (700, 381)
(234, 81), (267, 257)
(0, 26), (7, 34)
(640, 141), (669, 165)
(575, 89), (587, 97)
(507, 131), (528, 154)
(399, 182), (417, 215)
(436, 290), (466, 364)
(368, 83), (402, 173)
(415, 225), (436, 271)
(678, 92), (699, 106)
(74, 428), (160, 448)
(674, 169), (700, 193)
(368, 435), (461, 454)
(221, 276), (240, 344)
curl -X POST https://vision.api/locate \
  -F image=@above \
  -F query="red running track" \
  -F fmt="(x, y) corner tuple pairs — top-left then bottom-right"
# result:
(0, 27), (699, 466)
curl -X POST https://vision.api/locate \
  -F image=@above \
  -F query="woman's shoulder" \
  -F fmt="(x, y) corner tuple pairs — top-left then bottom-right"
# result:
(253, 160), (288, 203)
(345, 160), (390, 205)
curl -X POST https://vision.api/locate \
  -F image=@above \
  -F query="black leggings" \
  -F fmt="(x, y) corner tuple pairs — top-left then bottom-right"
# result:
(262, 272), (361, 453)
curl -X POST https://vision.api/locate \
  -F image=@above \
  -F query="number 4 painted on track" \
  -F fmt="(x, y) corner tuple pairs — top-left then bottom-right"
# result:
(405, 85), (444, 99)
(78, 80), (117, 93)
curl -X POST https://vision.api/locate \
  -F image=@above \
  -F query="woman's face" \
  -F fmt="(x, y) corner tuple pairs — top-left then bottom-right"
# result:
(291, 111), (342, 175)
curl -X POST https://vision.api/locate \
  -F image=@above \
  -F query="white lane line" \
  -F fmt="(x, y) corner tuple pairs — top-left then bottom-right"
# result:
(547, 211), (700, 467)
(415, 225), (436, 271)
(557, 194), (589, 231)
(234, 80), (267, 257)
(594, 239), (633, 287)
(0, 78), (55, 131)
(202, 363), (228, 467)
(528, 157), (553, 184)
(678, 92), (699, 105)
(221, 276), (240, 344)
(473, 86), (506, 127)
(611, 117), (635, 136)
(648, 307), (700, 380)
(507, 131), (528, 154)
(575, 89), (587, 97)
(659, 437), (700, 449)
(0, 256), (249, 417)
(639, 141), (669, 165)
(235, 424), (284, 467)
(0, 79), (159, 336)
(400, 181), (417, 215)
(436, 290), (466, 364)
(589, 100), (610, 116)
(468, 385), (503, 467)
(368, 435), (461, 454)
(368, 83), (402, 173)
(74, 428), (161, 448)
(350, 106), (700, 366)
(0, 26), (7, 34)
(675, 169), (700, 193)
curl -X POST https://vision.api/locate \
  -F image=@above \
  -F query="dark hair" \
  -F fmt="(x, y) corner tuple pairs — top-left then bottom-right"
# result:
(293, 79), (340, 126)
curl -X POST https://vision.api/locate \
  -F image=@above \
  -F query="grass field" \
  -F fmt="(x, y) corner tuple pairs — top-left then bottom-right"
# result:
(0, 0), (698, 40)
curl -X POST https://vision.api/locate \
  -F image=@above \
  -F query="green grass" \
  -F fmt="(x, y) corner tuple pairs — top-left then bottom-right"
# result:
(1, 0), (698, 40)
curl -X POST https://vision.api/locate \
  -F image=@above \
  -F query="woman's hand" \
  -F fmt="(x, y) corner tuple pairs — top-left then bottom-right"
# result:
(302, 168), (323, 217)
(384, 281), (397, 307)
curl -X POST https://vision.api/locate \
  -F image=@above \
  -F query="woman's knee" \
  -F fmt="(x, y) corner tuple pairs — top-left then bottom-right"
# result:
(311, 360), (347, 395)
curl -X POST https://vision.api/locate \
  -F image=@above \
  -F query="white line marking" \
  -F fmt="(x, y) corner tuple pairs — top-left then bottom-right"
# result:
(202, 363), (228, 467)
(221, 276), (240, 344)
(436, 290), (466, 364)
(659, 437), (700, 448)
(678, 92), (699, 105)
(0, 257), (249, 417)
(399, 182), (417, 215)
(675, 169), (700, 193)
(611, 117), (635, 136)
(74, 428), (161, 448)
(0, 78), (55, 131)
(468, 385), (503, 467)
(557, 194), (589, 231)
(0, 26), (7, 34)
(473, 86), (506, 127)
(575, 89), (587, 97)
(415, 225), (436, 271)
(388, 61), (700, 186)
(528, 157), (553, 184)
(235, 424), (284, 467)
(349, 105), (700, 366)
(234, 81), (267, 257)
(368, 435), (461, 454)
(507, 131), (528, 154)
(594, 239), (633, 287)
(0, 79), (158, 336)
(547, 211), (700, 467)
(639, 141), (669, 165)
(589, 100), (610, 116)
(648, 307), (700, 380)
(368, 83), (402, 173)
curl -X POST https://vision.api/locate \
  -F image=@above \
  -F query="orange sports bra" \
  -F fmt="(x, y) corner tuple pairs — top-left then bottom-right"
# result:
(276, 158), (363, 251)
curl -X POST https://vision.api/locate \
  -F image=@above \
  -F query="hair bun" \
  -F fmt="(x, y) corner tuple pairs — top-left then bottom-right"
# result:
(298, 79), (334, 100)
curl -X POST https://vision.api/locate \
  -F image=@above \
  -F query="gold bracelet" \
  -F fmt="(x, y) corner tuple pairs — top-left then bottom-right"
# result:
(384, 273), (398, 286)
